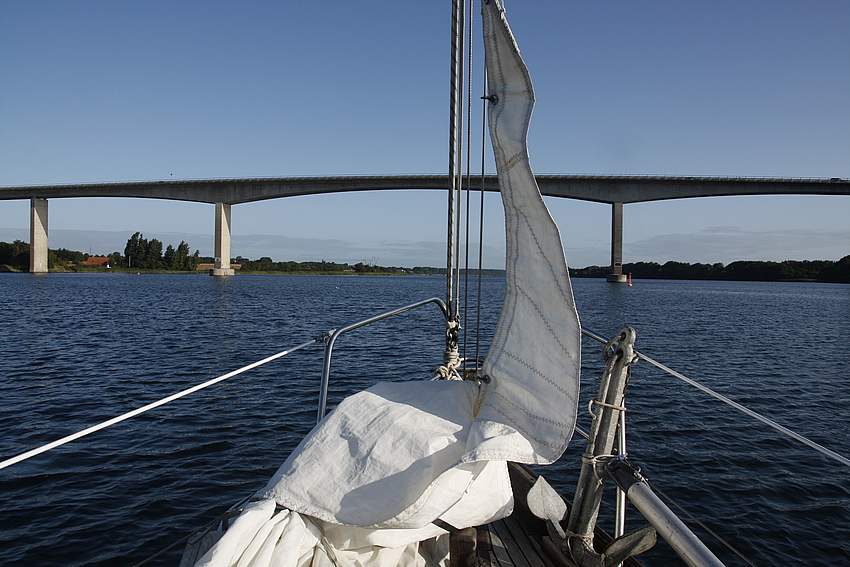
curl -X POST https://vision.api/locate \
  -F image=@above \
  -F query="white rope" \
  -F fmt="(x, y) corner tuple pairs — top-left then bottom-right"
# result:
(580, 328), (850, 469)
(0, 338), (318, 471)
(637, 352), (850, 469)
(588, 397), (627, 417)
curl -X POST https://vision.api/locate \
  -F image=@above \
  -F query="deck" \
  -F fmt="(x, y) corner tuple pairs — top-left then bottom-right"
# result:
(461, 463), (643, 567)
(178, 463), (644, 567)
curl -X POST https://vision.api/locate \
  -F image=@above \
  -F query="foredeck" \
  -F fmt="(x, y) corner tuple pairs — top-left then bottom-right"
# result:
(466, 463), (643, 567)
(479, 516), (567, 567)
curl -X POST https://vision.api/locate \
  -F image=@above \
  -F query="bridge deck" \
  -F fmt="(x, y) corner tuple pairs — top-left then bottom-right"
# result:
(2, 174), (848, 205)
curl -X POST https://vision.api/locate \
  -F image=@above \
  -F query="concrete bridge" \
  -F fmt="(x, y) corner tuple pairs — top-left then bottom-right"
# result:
(2, 174), (848, 278)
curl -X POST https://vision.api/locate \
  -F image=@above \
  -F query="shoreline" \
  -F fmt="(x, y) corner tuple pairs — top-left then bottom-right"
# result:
(2, 268), (845, 284)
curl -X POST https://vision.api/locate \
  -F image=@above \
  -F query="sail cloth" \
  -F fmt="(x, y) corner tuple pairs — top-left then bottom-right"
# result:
(194, 1), (579, 565)
(258, 380), (513, 528)
(467, 0), (582, 466)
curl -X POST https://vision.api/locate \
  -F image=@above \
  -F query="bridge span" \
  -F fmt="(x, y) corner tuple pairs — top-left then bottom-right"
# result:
(3, 174), (848, 204)
(2, 174), (848, 278)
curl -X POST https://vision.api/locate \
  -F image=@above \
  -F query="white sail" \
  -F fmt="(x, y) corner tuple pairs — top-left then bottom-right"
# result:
(193, 1), (581, 565)
(468, 0), (581, 466)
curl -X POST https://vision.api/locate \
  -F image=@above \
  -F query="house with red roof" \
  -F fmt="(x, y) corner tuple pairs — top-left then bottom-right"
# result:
(85, 256), (109, 267)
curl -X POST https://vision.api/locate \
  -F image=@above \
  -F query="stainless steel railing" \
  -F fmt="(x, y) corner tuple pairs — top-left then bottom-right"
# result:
(316, 297), (449, 423)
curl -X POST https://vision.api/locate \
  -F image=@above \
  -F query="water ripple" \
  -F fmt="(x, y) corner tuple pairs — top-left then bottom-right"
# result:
(0, 274), (847, 566)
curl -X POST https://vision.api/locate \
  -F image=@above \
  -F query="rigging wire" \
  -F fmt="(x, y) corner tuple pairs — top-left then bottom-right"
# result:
(0, 338), (319, 471)
(581, 327), (850, 469)
(474, 42), (489, 368)
(445, 0), (463, 330)
(644, 478), (760, 567)
(454, 0), (490, 372)
(638, 351), (850, 468)
(445, 0), (467, 371)
(451, 0), (466, 329)
(461, 0), (475, 372)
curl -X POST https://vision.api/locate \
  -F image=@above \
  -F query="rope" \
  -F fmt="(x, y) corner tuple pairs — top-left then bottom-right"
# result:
(0, 338), (318, 471)
(433, 364), (463, 381)
(581, 453), (620, 484)
(588, 397), (627, 418)
(565, 528), (593, 541)
(574, 424), (590, 440)
(638, 352), (850, 469)
(131, 526), (199, 566)
(580, 328), (850, 470)
(133, 495), (253, 566)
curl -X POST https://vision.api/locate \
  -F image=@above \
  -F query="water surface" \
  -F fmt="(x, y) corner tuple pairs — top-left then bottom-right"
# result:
(1, 274), (847, 566)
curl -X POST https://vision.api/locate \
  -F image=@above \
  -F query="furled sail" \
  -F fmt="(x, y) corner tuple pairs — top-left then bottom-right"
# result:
(468, 0), (581, 465)
(192, 2), (580, 565)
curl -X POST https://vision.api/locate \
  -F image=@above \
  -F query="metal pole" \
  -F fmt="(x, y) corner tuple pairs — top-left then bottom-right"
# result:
(317, 298), (448, 423)
(616, 403), (627, 537)
(628, 483), (725, 567)
(606, 460), (726, 567)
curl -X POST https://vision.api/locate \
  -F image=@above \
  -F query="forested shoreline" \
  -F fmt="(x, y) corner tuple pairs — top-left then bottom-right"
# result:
(1, 239), (847, 282)
(569, 257), (850, 283)
(0, 234), (201, 272)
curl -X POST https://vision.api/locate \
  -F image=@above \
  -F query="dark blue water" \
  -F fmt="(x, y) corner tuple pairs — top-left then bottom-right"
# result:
(0, 274), (847, 566)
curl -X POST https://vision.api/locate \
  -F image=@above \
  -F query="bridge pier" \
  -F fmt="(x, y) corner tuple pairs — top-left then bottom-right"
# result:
(29, 198), (49, 273)
(606, 202), (627, 283)
(211, 202), (235, 276)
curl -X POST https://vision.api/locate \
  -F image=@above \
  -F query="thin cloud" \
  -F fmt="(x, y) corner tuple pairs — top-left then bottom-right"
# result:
(628, 227), (850, 264)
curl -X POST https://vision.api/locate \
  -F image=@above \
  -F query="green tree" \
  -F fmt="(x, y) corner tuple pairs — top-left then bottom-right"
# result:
(175, 241), (192, 270)
(164, 244), (177, 269)
(53, 248), (87, 263)
(144, 238), (163, 269)
(820, 255), (850, 283)
(123, 233), (163, 269)
(724, 261), (783, 281)
(187, 250), (200, 271)
(124, 232), (143, 268)
(0, 240), (29, 270)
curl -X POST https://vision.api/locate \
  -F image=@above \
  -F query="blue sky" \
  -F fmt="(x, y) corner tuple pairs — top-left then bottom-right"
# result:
(1, 0), (848, 269)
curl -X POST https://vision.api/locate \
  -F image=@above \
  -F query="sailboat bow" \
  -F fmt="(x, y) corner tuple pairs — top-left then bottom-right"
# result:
(188, 2), (584, 565)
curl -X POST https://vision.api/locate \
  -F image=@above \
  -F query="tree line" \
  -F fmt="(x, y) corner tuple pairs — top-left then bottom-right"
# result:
(0, 235), (200, 272)
(231, 257), (507, 276)
(569, 257), (850, 283)
(0, 239), (112, 271)
(232, 258), (413, 274)
(123, 232), (200, 270)
(0, 240), (29, 269)
(2, 238), (848, 282)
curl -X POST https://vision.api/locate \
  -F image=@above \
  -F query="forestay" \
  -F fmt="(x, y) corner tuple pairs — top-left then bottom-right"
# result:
(193, 1), (580, 565)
